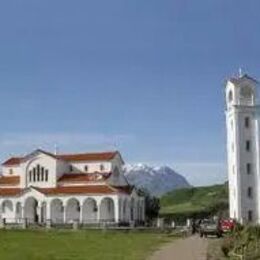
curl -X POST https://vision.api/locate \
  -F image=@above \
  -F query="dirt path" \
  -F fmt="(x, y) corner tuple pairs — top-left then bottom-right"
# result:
(149, 235), (208, 260)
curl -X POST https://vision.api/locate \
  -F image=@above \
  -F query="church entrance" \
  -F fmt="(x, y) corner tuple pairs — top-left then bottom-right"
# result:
(24, 197), (38, 224)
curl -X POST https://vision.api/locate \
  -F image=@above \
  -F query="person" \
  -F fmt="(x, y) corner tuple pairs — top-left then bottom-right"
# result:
(192, 219), (196, 234)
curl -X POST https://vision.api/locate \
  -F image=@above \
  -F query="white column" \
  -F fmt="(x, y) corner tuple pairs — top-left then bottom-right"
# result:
(63, 203), (66, 224)
(37, 206), (42, 224)
(46, 202), (51, 221)
(21, 205), (25, 219)
(114, 197), (119, 223)
(97, 201), (101, 223)
(79, 203), (83, 224)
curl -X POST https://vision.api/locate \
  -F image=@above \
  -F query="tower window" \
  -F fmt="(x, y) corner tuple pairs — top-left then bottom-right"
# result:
(246, 163), (251, 174)
(248, 210), (253, 222)
(247, 187), (253, 198)
(228, 90), (233, 102)
(245, 117), (250, 128)
(246, 140), (251, 151)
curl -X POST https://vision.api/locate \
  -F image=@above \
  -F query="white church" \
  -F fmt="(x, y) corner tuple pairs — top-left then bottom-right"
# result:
(0, 149), (145, 226)
(226, 73), (260, 224)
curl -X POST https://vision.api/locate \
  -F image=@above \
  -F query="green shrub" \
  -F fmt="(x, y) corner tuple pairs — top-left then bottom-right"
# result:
(221, 237), (235, 257)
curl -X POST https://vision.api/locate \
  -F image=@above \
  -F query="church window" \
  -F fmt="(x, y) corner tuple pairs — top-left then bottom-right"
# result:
(29, 165), (49, 182)
(33, 168), (36, 182)
(41, 167), (44, 181)
(246, 140), (251, 151)
(84, 165), (88, 172)
(245, 117), (250, 128)
(100, 164), (104, 171)
(246, 163), (251, 174)
(45, 170), (49, 181)
(247, 187), (253, 198)
(70, 165), (73, 172)
(9, 169), (13, 175)
(248, 210), (253, 222)
(37, 165), (40, 181)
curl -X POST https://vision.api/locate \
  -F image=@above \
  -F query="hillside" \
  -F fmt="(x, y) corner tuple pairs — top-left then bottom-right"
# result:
(160, 183), (229, 220)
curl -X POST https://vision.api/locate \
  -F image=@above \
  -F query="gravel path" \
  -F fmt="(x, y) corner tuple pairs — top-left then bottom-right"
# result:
(149, 235), (208, 260)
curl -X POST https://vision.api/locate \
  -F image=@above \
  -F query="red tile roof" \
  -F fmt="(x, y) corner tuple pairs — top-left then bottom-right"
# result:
(0, 188), (22, 196)
(0, 176), (20, 185)
(57, 152), (118, 162)
(0, 184), (132, 197)
(2, 151), (118, 166)
(36, 185), (131, 195)
(58, 172), (112, 183)
(2, 157), (22, 166)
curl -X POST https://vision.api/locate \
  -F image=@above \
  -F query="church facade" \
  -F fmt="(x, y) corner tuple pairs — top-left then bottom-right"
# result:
(225, 73), (260, 224)
(0, 149), (145, 226)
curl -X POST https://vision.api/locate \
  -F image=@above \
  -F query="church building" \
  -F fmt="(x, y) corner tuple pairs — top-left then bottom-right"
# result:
(225, 73), (260, 224)
(0, 149), (145, 226)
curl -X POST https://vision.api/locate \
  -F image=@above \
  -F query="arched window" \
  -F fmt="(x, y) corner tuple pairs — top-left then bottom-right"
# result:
(33, 169), (36, 182)
(240, 86), (253, 99)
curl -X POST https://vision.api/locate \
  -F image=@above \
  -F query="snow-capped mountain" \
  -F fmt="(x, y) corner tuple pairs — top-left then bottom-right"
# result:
(124, 164), (191, 197)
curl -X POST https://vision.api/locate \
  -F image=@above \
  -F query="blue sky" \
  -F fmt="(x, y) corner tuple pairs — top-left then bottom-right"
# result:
(0, 0), (259, 186)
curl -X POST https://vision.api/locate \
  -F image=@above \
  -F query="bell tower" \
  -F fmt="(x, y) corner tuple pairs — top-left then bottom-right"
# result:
(225, 73), (259, 224)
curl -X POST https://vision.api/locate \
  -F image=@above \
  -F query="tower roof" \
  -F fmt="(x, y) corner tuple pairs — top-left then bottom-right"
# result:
(229, 74), (258, 85)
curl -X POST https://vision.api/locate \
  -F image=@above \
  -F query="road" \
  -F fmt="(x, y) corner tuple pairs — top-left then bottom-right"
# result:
(149, 235), (208, 260)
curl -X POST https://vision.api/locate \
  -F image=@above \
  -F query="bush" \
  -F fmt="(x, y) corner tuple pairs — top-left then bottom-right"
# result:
(221, 237), (235, 257)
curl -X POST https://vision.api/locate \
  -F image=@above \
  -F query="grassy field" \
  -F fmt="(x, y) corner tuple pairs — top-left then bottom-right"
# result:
(160, 183), (228, 217)
(0, 229), (171, 260)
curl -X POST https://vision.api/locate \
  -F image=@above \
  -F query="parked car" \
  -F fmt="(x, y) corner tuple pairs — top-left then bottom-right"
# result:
(220, 219), (236, 233)
(199, 219), (223, 238)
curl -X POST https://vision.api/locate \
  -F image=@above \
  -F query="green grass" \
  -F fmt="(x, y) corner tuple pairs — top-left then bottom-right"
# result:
(160, 183), (228, 216)
(0, 229), (170, 260)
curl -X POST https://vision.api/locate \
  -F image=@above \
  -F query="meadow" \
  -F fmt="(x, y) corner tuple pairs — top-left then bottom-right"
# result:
(0, 229), (170, 260)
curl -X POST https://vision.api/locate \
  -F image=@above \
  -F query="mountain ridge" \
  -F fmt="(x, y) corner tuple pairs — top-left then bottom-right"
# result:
(124, 163), (191, 196)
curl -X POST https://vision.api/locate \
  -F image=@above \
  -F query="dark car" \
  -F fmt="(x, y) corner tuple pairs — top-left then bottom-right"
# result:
(199, 219), (223, 238)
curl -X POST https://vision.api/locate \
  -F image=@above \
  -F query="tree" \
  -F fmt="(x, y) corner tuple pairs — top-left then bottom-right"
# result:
(138, 188), (160, 222)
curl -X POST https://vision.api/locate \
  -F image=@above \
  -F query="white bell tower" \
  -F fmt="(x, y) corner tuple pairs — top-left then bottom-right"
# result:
(225, 73), (260, 224)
